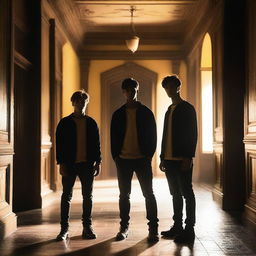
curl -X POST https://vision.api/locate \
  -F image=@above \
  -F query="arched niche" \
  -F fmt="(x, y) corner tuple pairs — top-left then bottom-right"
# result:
(100, 62), (158, 178)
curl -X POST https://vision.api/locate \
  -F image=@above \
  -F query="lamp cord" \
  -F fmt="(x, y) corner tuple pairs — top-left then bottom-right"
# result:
(130, 6), (136, 35)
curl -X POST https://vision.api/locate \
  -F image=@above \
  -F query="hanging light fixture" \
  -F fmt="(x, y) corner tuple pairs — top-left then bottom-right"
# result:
(126, 6), (139, 53)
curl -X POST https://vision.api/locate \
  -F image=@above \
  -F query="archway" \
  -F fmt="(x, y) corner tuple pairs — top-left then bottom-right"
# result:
(198, 33), (215, 183)
(100, 62), (157, 178)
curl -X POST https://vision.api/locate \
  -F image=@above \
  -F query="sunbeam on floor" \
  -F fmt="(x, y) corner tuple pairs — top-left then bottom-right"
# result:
(0, 178), (256, 256)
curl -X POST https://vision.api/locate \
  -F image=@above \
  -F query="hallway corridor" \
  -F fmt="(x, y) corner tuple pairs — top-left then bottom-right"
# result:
(0, 179), (256, 256)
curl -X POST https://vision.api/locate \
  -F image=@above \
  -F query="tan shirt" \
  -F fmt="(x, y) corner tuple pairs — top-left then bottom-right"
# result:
(120, 108), (144, 159)
(73, 116), (87, 163)
(164, 104), (184, 161)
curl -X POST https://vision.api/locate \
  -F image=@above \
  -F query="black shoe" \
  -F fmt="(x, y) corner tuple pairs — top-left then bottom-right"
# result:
(161, 225), (183, 238)
(147, 230), (159, 243)
(82, 226), (97, 239)
(115, 227), (129, 241)
(174, 227), (195, 244)
(56, 229), (69, 241)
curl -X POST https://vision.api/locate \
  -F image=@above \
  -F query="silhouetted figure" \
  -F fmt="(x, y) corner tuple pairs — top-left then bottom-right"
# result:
(111, 78), (159, 242)
(160, 75), (197, 244)
(55, 90), (101, 241)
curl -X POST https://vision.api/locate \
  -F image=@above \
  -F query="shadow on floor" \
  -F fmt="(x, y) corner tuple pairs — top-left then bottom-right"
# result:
(58, 237), (156, 256)
(59, 237), (114, 256)
(112, 238), (156, 256)
(9, 239), (57, 256)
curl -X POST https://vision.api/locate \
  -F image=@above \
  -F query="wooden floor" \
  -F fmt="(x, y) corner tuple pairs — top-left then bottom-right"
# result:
(1, 178), (256, 256)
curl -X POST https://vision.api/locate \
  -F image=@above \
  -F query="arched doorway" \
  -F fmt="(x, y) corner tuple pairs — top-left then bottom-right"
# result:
(198, 33), (215, 183)
(100, 62), (157, 178)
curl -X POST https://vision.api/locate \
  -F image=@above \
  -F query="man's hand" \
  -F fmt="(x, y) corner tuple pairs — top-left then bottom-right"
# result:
(93, 162), (101, 177)
(59, 164), (68, 176)
(159, 161), (166, 172)
(180, 158), (193, 171)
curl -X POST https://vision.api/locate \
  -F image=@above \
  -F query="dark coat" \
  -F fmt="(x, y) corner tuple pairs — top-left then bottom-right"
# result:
(110, 102), (157, 160)
(56, 114), (101, 164)
(160, 101), (198, 159)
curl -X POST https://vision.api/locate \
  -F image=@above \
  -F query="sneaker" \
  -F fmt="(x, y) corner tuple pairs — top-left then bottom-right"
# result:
(147, 230), (159, 243)
(161, 225), (183, 238)
(174, 227), (195, 244)
(115, 227), (129, 241)
(82, 226), (97, 239)
(56, 229), (69, 241)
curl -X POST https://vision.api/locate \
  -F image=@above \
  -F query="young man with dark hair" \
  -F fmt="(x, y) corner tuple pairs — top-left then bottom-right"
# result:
(111, 78), (159, 243)
(55, 90), (101, 241)
(160, 75), (198, 244)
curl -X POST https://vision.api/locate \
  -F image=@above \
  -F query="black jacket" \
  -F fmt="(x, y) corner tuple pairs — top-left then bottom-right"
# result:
(111, 102), (157, 160)
(56, 114), (101, 164)
(160, 101), (197, 159)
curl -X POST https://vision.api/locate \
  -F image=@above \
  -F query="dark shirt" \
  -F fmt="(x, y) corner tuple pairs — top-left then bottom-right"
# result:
(111, 102), (157, 160)
(56, 114), (101, 164)
(160, 101), (198, 160)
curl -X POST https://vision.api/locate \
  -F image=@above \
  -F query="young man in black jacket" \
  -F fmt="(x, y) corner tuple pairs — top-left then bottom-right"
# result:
(160, 75), (197, 244)
(55, 90), (101, 241)
(111, 78), (159, 242)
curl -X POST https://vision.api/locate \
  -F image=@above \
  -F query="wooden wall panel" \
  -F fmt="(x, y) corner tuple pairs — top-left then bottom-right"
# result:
(41, 146), (52, 196)
(0, 0), (17, 239)
(0, 163), (10, 208)
(41, 13), (53, 198)
(212, 22), (224, 201)
(244, 0), (256, 224)
(41, 1), (66, 201)
(12, 0), (42, 213)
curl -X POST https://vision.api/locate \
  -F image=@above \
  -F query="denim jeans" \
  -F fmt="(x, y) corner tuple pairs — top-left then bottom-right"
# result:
(60, 162), (94, 229)
(115, 157), (159, 231)
(164, 160), (196, 228)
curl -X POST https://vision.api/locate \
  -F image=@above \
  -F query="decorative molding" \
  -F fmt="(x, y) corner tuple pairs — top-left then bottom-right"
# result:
(0, 131), (9, 145)
(245, 149), (256, 224)
(80, 50), (183, 60)
(100, 62), (158, 178)
(244, 0), (256, 224)
(75, 1), (199, 4)
(183, 0), (223, 57)
(46, 0), (84, 51)
(41, 145), (53, 196)
(214, 127), (223, 143)
(41, 0), (74, 49)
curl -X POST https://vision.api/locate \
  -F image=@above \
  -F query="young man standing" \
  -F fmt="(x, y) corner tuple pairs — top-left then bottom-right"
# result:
(111, 78), (159, 242)
(55, 90), (101, 241)
(160, 75), (198, 244)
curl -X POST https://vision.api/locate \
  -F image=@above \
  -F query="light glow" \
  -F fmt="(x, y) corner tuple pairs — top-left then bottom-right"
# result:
(201, 71), (213, 153)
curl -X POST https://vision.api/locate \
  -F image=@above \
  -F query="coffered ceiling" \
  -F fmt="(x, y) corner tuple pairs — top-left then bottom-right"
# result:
(50, 0), (212, 55)
(73, 1), (201, 34)
(75, 1), (198, 28)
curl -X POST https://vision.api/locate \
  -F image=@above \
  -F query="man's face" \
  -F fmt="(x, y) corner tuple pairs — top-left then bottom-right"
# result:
(122, 87), (138, 101)
(164, 82), (180, 98)
(72, 98), (88, 111)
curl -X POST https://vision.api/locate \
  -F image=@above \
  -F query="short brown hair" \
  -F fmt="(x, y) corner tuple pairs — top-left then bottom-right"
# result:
(162, 75), (181, 88)
(70, 89), (89, 103)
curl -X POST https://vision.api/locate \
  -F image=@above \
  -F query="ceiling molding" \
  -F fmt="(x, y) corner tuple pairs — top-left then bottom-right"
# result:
(80, 50), (184, 60)
(74, 0), (200, 34)
(75, 1), (198, 4)
(182, 0), (223, 57)
(47, 0), (85, 50)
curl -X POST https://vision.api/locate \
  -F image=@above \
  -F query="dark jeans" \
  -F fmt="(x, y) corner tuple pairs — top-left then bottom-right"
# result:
(164, 160), (196, 228)
(115, 157), (159, 231)
(60, 162), (94, 229)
